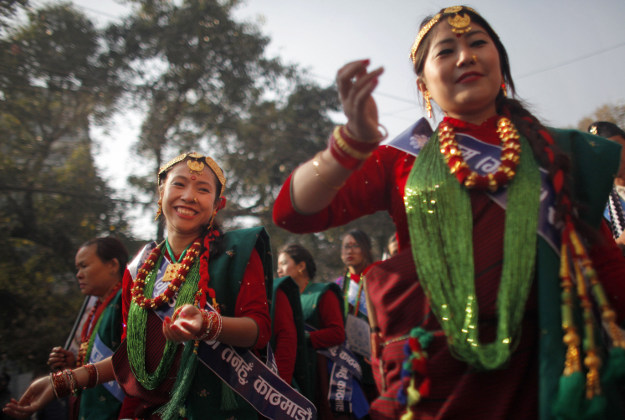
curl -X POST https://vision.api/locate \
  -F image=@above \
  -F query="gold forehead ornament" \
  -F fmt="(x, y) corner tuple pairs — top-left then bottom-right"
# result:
(410, 6), (478, 64)
(158, 151), (227, 197)
(187, 159), (204, 174)
(447, 13), (471, 34)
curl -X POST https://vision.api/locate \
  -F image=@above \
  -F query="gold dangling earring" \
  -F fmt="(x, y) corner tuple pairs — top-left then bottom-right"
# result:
(501, 82), (508, 98)
(424, 90), (433, 118)
(154, 199), (162, 221)
(205, 210), (218, 232)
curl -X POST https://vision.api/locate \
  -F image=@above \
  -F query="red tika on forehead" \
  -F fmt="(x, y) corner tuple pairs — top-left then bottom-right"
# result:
(158, 152), (227, 197)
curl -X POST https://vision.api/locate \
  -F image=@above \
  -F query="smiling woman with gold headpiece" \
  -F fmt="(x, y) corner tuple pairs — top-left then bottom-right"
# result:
(4, 152), (303, 419)
(272, 5), (625, 420)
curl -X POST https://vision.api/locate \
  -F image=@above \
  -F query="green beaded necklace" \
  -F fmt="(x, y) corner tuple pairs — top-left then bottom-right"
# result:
(404, 129), (541, 370)
(126, 252), (201, 390)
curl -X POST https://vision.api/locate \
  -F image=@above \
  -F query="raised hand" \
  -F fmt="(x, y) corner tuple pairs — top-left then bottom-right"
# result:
(336, 59), (385, 142)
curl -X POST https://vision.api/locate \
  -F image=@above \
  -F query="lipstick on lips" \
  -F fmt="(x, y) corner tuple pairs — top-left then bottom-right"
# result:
(456, 71), (482, 83)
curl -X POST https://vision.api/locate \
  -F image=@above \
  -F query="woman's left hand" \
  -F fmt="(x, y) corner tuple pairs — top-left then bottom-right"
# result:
(162, 304), (202, 342)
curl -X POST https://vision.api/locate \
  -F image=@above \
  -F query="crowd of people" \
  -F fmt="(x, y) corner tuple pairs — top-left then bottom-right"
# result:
(4, 4), (625, 420)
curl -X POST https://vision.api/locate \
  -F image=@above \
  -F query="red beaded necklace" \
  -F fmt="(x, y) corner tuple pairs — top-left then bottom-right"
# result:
(77, 282), (122, 366)
(438, 116), (521, 191)
(131, 239), (202, 309)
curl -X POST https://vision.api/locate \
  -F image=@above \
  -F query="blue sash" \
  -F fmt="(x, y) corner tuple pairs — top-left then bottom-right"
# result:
(328, 361), (354, 413)
(89, 333), (125, 402)
(128, 247), (317, 419)
(306, 324), (365, 414)
(316, 344), (362, 380)
(388, 118), (561, 254)
(265, 343), (279, 376)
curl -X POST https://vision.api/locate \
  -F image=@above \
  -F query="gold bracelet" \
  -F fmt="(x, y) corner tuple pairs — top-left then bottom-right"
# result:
(333, 126), (373, 160)
(332, 126), (377, 160)
(312, 152), (344, 190)
(343, 124), (389, 143)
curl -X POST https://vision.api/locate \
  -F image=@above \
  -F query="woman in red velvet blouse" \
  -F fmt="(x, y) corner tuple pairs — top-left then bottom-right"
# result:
(273, 5), (625, 420)
(277, 243), (348, 419)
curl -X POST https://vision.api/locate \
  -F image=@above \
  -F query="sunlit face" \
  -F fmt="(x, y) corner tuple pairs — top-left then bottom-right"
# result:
(341, 234), (365, 269)
(418, 22), (502, 124)
(75, 244), (118, 298)
(277, 252), (305, 279)
(161, 161), (219, 239)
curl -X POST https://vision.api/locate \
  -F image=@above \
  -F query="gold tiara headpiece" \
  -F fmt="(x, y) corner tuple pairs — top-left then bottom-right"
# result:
(158, 152), (227, 197)
(410, 6), (478, 64)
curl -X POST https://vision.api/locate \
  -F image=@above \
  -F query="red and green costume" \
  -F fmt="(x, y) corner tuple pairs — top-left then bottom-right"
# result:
(113, 227), (272, 420)
(75, 289), (124, 420)
(273, 117), (625, 419)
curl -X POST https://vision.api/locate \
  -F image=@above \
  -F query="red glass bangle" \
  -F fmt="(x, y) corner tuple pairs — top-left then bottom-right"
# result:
(339, 126), (379, 154)
(84, 363), (98, 389)
(51, 370), (71, 399)
(329, 133), (366, 170)
(196, 310), (223, 341)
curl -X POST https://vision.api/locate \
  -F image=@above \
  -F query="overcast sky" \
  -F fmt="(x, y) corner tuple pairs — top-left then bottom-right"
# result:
(44, 0), (625, 237)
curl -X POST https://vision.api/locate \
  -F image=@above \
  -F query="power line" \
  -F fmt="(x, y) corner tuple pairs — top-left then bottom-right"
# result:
(516, 41), (625, 79)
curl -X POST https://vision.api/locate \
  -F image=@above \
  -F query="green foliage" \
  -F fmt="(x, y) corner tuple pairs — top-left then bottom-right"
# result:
(108, 0), (300, 240)
(0, 3), (132, 372)
(112, 0), (396, 275)
(0, 0), (398, 375)
(0, 0), (28, 32)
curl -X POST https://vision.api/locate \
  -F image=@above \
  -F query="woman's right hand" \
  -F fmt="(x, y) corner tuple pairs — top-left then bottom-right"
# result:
(3, 376), (55, 419)
(336, 59), (384, 142)
(47, 346), (74, 371)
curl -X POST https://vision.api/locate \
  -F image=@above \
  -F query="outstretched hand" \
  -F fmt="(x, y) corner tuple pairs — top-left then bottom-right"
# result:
(3, 376), (55, 419)
(162, 304), (202, 342)
(336, 59), (384, 142)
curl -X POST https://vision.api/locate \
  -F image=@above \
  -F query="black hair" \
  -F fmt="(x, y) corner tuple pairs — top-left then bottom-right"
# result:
(413, 7), (515, 99)
(278, 243), (317, 280)
(588, 121), (625, 139)
(80, 237), (129, 278)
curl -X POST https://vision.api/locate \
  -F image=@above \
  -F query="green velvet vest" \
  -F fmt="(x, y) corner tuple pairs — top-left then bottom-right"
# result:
(271, 276), (312, 400)
(299, 282), (344, 391)
(184, 227), (273, 420)
(79, 290), (123, 420)
(537, 129), (621, 420)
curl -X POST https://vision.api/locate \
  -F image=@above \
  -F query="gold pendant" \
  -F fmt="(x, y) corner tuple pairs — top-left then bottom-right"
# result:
(78, 341), (88, 359)
(163, 263), (181, 283)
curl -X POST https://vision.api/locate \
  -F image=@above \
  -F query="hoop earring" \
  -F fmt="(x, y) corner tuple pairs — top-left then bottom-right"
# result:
(501, 82), (507, 98)
(423, 90), (433, 118)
